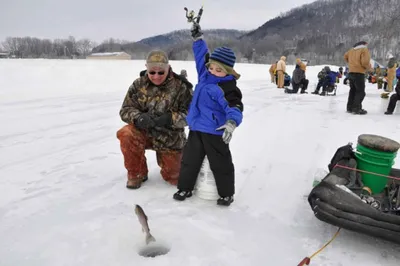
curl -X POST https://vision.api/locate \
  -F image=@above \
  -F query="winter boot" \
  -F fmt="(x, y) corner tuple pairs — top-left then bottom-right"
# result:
(352, 109), (367, 115)
(126, 179), (141, 189)
(217, 196), (234, 206)
(384, 111), (393, 115)
(126, 175), (148, 189)
(173, 190), (192, 201)
(381, 92), (390, 99)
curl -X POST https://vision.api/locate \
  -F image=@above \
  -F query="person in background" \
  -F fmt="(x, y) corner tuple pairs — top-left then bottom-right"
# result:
(276, 56), (286, 88)
(311, 67), (328, 94)
(339, 66), (344, 76)
(384, 67), (400, 115)
(296, 58), (306, 71)
(343, 41), (371, 114)
(375, 65), (383, 89)
(269, 61), (277, 84)
(381, 53), (398, 98)
(285, 64), (308, 94)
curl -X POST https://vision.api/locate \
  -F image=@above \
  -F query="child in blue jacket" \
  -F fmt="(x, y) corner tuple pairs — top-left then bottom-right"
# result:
(173, 23), (243, 206)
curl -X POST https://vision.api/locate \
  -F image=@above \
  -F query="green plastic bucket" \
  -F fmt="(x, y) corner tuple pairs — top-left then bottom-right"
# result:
(355, 144), (397, 194)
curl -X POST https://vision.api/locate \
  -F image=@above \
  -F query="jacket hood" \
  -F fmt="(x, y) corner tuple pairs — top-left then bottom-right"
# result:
(353, 44), (367, 50)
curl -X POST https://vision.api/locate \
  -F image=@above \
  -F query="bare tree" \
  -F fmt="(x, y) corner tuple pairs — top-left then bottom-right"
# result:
(77, 38), (95, 57)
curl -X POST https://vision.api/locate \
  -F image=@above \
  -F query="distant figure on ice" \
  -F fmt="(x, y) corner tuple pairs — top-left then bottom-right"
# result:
(296, 58), (307, 71)
(180, 69), (188, 78)
(173, 22), (244, 207)
(276, 56), (287, 88)
(285, 64), (308, 94)
(375, 65), (383, 89)
(321, 67), (339, 96)
(381, 53), (398, 98)
(269, 61), (277, 83)
(339, 66), (343, 76)
(384, 67), (400, 115)
(179, 69), (190, 83)
(344, 41), (371, 114)
(312, 66), (336, 95)
(117, 50), (193, 189)
(343, 66), (349, 84)
(284, 72), (291, 87)
(312, 67), (327, 94)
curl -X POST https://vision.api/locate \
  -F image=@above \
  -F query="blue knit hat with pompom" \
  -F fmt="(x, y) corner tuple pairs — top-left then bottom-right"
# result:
(206, 46), (240, 79)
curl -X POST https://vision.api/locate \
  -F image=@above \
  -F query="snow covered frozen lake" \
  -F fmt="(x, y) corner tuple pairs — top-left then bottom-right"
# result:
(1, 59), (400, 266)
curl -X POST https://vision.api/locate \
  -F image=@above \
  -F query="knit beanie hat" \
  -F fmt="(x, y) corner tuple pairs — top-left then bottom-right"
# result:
(206, 47), (240, 79)
(354, 41), (367, 47)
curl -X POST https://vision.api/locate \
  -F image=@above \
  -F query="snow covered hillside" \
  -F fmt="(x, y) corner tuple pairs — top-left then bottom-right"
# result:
(0, 59), (400, 266)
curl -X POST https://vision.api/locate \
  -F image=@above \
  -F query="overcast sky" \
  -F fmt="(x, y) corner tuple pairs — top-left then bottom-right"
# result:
(0, 0), (316, 43)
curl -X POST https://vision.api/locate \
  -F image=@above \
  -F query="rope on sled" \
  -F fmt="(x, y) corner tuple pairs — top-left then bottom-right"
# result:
(334, 164), (400, 182)
(297, 228), (341, 266)
(299, 164), (399, 265)
(299, 163), (400, 264)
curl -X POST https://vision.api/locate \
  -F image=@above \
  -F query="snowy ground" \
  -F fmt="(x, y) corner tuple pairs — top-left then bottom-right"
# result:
(1, 59), (400, 266)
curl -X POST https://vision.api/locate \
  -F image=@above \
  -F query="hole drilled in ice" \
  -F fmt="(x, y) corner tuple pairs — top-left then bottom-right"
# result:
(137, 243), (170, 258)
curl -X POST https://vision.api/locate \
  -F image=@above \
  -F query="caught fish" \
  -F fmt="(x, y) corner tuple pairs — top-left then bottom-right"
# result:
(134, 204), (156, 245)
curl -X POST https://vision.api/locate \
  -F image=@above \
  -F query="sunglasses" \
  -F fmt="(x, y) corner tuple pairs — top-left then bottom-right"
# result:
(148, 71), (165, 76)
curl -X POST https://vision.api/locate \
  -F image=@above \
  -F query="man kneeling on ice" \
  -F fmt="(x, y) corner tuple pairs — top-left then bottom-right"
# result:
(117, 50), (193, 189)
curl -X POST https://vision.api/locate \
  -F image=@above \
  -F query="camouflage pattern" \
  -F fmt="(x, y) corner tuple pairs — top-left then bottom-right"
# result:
(117, 124), (182, 186)
(146, 50), (169, 69)
(119, 70), (193, 151)
(358, 134), (400, 153)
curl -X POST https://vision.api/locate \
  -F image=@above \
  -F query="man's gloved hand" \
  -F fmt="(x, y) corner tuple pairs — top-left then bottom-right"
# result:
(153, 112), (173, 127)
(191, 23), (203, 40)
(135, 113), (155, 130)
(216, 120), (237, 144)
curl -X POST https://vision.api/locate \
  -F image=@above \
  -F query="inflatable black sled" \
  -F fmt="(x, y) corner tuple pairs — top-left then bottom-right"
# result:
(308, 139), (400, 244)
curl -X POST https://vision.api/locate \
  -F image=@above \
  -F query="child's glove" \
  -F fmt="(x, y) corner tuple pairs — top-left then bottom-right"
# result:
(191, 23), (203, 40)
(216, 120), (237, 144)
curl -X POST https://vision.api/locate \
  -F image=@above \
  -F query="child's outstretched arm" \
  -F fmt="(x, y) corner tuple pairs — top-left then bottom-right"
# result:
(191, 23), (208, 81)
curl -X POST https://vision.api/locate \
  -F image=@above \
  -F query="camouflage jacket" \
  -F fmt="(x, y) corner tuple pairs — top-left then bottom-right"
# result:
(318, 70), (326, 80)
(120, 69), (193, 151)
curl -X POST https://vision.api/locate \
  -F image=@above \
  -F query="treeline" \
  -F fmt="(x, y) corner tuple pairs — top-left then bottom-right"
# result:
(0, 36), (98, 58)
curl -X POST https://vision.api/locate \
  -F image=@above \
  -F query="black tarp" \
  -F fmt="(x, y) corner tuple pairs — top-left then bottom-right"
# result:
(308, 146), (400, 244)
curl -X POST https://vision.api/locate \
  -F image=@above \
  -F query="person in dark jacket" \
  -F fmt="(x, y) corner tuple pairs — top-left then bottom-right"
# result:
(312, 66), (329, 94)
(285, 64), (308, 94)
(320, 70), (339, 96)
(384, 68), (400, 114)
(343, 66), (350, 84)
(313, 68), (326, 93)
(173, 23), (243, 207)
(339, 66), (344, 76)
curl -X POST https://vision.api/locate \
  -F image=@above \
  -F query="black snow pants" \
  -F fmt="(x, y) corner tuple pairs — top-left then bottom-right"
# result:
(346, 73), (366, 112)
(386, 82), (400, 113)
(289, 79), (309, 93)
(177, 130), (235, 197)
(387, 94), (399, 113)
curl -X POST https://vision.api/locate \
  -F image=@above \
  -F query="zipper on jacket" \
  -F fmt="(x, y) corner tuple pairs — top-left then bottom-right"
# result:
(212, 113), (219, 125)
